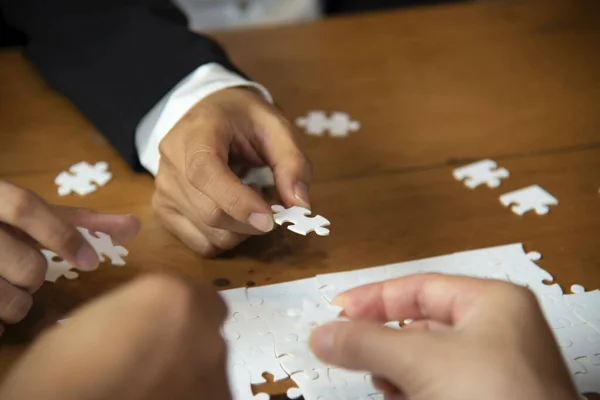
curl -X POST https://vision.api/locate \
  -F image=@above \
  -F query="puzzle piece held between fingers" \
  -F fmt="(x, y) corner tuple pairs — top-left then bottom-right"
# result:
(42, 249), (79, 282)
(452, 159), (510, 189)
(271, 205), (330, 236)
(77, 227), (128, 265)
(499, 185), (558, 215)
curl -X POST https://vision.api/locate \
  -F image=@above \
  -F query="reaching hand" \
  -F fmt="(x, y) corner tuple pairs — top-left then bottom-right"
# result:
(0, 274), (231, 400)
(153, 87), (312, 257)
(310, 274), (579, 400)
(0, 180), (140, 335)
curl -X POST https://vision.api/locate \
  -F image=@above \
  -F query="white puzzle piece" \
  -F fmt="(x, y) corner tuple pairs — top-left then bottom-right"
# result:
(42, 249), (79, 282)
(229, 365), (271, 400)
(55, 161), (112, 196)
(77, 227), (128, 265)
(271, 205), (330, 236)
(452, 159), (510, 189)
(241, 167), (274, 188)
(499, 184), (558, 215)
(296, 111), (360, 137)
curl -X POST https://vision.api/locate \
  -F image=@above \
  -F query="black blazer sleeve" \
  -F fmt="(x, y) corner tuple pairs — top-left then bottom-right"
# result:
(0, 0), (246, 170)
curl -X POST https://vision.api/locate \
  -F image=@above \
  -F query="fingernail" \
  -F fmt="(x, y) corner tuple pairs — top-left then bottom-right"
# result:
(77, 245), (99, 271)
(332, 293), (348, 308)
(248, 213), (274, 232)
(310, 324), (337, 357)
(294, 182), (311, 208)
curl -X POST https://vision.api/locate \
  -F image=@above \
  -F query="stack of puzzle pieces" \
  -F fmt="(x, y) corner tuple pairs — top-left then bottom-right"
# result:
(220, 243), (600, 399)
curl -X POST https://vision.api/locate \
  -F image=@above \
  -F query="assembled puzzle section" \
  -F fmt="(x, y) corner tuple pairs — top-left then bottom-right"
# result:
(220, 243), (600, 399)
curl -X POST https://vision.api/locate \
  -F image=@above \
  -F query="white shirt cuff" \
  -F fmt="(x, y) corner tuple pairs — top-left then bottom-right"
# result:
(135, 62), (273, 176)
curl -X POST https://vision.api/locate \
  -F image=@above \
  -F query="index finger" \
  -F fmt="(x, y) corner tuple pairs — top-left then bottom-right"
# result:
(184, 131), (274, 233)
(0, 182), (98, 270)
(334, 274), (513, 326)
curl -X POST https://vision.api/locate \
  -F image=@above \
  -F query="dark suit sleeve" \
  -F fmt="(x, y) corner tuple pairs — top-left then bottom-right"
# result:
(0, 1), (246, 170)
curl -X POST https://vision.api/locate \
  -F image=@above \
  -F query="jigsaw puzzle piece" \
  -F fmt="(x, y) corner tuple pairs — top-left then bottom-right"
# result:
(228, 365), (271, 400)
(55, 171), (97, 196)
(288, 369), (332, 400)
(317, 266), (390, 302)
(77, 227), (128, 265)
(221, 287), (261, 321)
(565, 287), (600, 334)
(499, 185), (558, 215)
(271, 205), (330, 236)
(573, 357), (600, 396)
(326, 368), (380, 400)
(555, 323), (600, 377)
(70, 161), (112, 186)
(41, 249), (79, 282)
(453, 159), (509, 189)
(241, 167), (274, 188)
(276, 341), (329, 378)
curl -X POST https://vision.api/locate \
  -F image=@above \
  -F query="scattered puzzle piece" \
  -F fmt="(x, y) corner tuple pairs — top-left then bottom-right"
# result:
(296, 111), (360, 137)
(271, 205), (330, 236)
(453, 159), (510, 189)
(499, 184), (558, 215)
(55, 161), (112, 196)
(42, 249), (78, 283)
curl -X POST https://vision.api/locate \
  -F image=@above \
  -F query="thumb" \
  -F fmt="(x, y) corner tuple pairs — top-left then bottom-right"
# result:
(257, 114), (312, 208)
(310, 321), (439, 393)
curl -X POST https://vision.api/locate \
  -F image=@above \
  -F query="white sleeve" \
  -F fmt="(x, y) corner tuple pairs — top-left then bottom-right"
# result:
(135, 62), (273, 176)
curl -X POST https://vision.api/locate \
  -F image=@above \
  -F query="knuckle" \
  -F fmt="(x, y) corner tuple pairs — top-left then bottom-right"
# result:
(0, 288), (32, 324)
(185, 151), (213, 187)
(205, 205), (228, 228)
(223, 195), (242, 218)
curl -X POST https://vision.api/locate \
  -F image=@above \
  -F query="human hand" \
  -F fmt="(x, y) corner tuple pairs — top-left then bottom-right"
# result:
(0, 274), (230, 400)
(0, 180), (140, 334)
(153, 87), (312, 257)
(309, 274), (579, 400)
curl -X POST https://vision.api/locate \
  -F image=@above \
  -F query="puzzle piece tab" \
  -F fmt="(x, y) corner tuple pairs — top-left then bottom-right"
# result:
(271, 205), (330, 236)
(42, 249), (79, 282)
(55, 161), (112, 196)
(499, 184), (558, 215)
(296, 111), (360, 137)
(453, 159), (510, 189)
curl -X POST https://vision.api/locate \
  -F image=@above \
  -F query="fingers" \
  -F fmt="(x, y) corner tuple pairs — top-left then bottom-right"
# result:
(333, 274), (505, 326)
(0, 278), (33, 324)
(310, 320), (439, 383)
(0, 229), (46, 291)
(54, 207), (141, 244)
(184, 131), (274, 233)
(154, 205), (247, 258)
(254, 112), (312, 208)
(0, 182), (98, 271)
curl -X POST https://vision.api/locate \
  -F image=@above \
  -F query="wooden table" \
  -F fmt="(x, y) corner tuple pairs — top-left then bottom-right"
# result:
(1, 0), (599, 397)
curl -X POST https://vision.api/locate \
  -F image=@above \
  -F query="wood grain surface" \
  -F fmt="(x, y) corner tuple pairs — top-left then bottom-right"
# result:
(0, 0), (599, 397)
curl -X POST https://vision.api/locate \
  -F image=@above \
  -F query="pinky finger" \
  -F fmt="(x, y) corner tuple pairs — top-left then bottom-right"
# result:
(154, 207), (216, 257)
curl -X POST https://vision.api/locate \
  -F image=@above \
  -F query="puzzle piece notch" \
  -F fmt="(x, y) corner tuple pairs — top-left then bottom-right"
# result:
(452, 159), (510, 189)
(296, 111), (360, 137)
(271, 205), (330, 236)
(499, 184), (558, 215)
(229, 365), (271, 400)
(77, 227), (128, 265)
(55, 161), (112, 196)
(42, 249), (79, 283)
